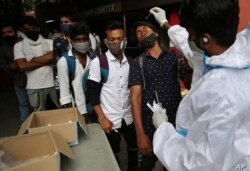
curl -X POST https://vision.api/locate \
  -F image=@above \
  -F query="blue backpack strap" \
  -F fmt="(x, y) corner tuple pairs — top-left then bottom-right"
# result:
(98, 53), (109, 84)
(62, 51), (76, 83)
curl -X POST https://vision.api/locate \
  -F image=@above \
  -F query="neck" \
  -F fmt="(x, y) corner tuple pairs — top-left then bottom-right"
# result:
(113, 53), (123, 62)
(146, 43), (162, 58)
(207, 45), (229, 57)
(72, 49), (87, 58)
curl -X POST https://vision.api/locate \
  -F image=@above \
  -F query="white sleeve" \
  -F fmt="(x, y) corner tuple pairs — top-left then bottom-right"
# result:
(57, 57), (72, 105)
(153, 122), (187, 171)
(88, 57), (101, 82)
(14, 42), (25, 60)
(47, 39), (53, 51)
(168, 25), (193, 62)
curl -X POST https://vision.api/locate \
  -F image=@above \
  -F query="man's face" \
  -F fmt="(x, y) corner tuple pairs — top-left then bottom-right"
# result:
(105, 29), (125, 56)
(135, 25), (154, 42)
(60, 17), (73, 25)
(105, 29), (125, 44)
(71, 34), (89, 43)
(1, 26), (16, 38)
(23, 24), (39, 32)
(23, 24), (40, 41)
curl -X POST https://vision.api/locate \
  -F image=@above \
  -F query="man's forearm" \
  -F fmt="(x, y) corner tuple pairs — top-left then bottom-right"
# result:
(130, 86), (145, 136)
(30, 51), (53, 64)
(15, 59), (48, 71)
(93, 104), (107, 122)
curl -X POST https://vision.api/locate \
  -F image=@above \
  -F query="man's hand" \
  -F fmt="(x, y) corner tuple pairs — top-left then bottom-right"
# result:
(137, 133), (152, 156)
(9, 62), (18, 70)
(99, 117), (113, 134)
(149, 7), (168, 28)
(152, 102), (168, 128)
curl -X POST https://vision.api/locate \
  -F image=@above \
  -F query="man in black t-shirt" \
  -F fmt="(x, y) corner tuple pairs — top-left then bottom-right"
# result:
(129, 21), (182, 171)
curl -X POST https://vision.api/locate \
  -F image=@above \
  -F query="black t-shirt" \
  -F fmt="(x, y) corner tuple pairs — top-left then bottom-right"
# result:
(129, 50), (182, 139)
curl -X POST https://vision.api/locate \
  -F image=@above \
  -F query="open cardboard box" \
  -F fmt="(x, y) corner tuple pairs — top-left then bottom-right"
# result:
(18, 108), (88, 146)
(0, 131), (75, 171)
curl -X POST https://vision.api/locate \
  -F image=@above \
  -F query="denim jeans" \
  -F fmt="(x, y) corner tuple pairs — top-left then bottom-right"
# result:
(14, 85), (30, 122)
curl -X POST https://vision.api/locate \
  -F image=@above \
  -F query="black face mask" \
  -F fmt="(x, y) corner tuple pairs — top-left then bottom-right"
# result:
(25, 31), (39, 41)
(138, 33), (157, 49)
(3, 36), (16, 45)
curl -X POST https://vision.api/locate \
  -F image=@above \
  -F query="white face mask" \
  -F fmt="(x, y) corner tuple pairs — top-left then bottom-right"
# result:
(120, 40), (127, 50)
(72, 41), (91, 54)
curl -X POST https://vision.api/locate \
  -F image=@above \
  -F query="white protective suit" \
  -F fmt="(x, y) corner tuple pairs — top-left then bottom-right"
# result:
(153, 24), (250, 171)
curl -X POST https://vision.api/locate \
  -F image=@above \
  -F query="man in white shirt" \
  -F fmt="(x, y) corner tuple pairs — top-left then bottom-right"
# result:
(14, 16), (59, 111)
(87, 21), (138, 171)
(57, 23), (92, 116)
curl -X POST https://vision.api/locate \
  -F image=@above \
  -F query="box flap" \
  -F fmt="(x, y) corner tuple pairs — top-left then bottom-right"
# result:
(75, 109), (88, 135)
(17, 113), (34, 135)
(35, 108), (75, 126)
(48, 131), (76, 160)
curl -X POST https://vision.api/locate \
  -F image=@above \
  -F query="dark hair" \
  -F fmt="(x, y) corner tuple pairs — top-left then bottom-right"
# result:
(68, 22), (91, 39)
(0, 22), (17, 32)
(180, 0), (239, 47)
(104, 21), (124, 38)
(59, 13), (77, 23)
(22, 16), (40, 27)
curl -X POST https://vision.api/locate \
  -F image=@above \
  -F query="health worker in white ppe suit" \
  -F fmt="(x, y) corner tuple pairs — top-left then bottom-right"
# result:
(148, 0), (250, 171)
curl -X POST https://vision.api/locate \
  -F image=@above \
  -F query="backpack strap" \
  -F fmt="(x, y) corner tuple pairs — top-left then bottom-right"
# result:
(62, 51), (76, 98)
(98, 53), (109, 84)
(136, 52), (147, 90)
(62, 51), (76, 84)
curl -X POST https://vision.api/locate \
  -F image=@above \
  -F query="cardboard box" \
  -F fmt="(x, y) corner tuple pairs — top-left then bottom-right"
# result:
(18, 108), (88, 146)
(0, 131), (75, 171)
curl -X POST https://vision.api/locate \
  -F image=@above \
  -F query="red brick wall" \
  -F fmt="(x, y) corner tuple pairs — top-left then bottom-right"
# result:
(239, 0), (250, 32)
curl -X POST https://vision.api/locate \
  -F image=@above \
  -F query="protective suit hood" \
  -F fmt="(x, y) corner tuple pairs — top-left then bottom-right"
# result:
(206, 26), (250, 69)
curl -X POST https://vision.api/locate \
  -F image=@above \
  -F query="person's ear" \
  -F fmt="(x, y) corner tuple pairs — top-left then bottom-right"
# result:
(104, 38), (108, 47)
(200, 33), (211, 50)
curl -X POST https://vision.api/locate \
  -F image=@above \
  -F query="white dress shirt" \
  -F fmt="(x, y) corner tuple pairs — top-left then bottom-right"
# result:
(88, 50), (132, 128)
(57, 49), (91, 115)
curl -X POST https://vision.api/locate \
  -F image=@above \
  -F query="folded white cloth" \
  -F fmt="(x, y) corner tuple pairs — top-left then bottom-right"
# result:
(22, 35), (50, 60)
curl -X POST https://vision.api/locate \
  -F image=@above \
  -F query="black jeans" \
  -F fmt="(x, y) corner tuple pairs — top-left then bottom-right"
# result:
(106, 119), (138, 171)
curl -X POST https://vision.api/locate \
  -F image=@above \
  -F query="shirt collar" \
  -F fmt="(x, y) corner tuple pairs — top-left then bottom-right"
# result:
(106, 50), (127, 63)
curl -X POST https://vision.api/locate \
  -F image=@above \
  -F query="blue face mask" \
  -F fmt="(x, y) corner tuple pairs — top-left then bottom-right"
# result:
(60, 24), (71, 33)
